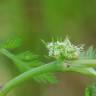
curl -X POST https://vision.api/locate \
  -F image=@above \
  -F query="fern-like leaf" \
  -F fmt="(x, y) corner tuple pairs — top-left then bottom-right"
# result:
(16, 51), (42, 67)
(80, 46), (96, 59)
(16, 51), (39, 61)
(33, 73), (58, 84)
(14, 51), (58, 84)
(85, 84), (96, 96)
(0, 36), (22, 49)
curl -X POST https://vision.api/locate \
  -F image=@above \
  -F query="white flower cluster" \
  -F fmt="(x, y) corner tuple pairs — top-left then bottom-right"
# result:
(47, 38), (83, 59)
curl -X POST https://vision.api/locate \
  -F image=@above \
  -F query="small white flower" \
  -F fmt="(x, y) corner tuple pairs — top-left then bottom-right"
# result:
(46, 37), (84, 60)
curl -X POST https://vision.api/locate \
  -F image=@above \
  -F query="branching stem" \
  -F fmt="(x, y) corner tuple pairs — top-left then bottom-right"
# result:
(1, 49), (96, 96)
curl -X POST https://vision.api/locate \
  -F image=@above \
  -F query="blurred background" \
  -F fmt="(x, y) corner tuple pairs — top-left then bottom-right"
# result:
(0, 0), (96, 96)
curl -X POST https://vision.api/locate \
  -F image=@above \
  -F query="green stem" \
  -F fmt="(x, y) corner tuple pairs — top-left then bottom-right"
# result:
(0, 61), (62, 96)
(0, 49), (15, 60)
(1, 48), (96, 69)
(1, 49), (96, 96)
(0, 49), (29, 71)
(71, 60), (96, 67)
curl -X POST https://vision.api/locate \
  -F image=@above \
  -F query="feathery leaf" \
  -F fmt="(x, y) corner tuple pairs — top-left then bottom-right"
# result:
(0, 37), (22, 49)
(85, 83), (96, 96)
(80, 46), (96, 59)
(14, 51), (59, 84)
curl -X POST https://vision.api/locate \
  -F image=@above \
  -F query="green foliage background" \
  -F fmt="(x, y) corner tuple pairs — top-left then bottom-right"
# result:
(0, 0), (96, 96)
